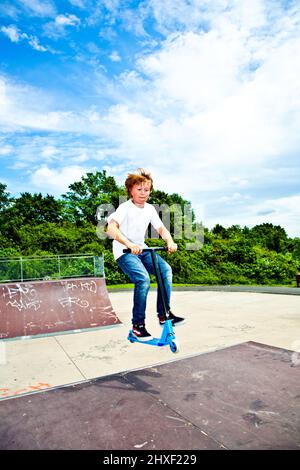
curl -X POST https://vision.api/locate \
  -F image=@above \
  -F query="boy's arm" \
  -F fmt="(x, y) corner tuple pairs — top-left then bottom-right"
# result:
(158, 225), (177, 253)
(106, 220), (142, 255)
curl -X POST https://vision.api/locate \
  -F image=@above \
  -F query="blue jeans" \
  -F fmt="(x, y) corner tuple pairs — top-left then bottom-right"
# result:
(117, 251), (172, 325)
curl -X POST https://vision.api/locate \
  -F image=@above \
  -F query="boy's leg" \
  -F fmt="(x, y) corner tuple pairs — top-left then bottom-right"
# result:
(141, 251), (185, 326)
(140, 252), (172, 316)
(117, 253), (151, 325)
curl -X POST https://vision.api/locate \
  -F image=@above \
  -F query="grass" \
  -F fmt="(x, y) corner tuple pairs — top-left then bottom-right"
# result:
(107, 283), (198, 290)
(106, 282), (299, 290)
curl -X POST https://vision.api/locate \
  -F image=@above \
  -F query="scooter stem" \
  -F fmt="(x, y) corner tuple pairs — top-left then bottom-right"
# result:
(123, 247), (171, 318)
(149, 249), (170, 319)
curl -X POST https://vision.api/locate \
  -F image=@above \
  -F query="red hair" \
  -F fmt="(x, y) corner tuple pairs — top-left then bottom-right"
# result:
(125, 168), (153, 196)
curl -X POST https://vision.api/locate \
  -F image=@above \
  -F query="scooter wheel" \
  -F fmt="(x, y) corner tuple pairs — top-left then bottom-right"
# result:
(170, 340), (179, 354)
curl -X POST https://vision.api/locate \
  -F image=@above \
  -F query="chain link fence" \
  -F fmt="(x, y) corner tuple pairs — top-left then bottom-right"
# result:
(0, 254), (104, 283)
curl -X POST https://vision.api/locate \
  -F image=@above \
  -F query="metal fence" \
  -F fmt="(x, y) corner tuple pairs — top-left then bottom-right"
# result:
(0, 254), (104, 283)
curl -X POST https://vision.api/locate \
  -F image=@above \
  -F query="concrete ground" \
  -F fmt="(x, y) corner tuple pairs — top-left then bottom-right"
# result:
(1, 289), (299, 401)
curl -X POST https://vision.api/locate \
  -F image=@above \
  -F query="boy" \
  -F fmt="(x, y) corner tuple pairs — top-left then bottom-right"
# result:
(106, 168), (185, 340)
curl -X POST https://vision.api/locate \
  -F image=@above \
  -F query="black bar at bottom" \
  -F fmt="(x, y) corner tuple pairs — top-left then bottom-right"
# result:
(123, 247), (167, 253)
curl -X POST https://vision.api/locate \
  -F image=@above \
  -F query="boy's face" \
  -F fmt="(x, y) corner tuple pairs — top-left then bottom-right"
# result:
(131, 181), (151, 206)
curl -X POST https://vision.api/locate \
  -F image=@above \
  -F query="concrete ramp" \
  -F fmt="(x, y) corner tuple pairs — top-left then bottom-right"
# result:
(0, 277), (121, 340)
(0, 342), (299, 449)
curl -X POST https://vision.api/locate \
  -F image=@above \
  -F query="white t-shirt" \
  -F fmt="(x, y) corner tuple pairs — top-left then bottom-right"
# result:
(107, 199), (163, 260)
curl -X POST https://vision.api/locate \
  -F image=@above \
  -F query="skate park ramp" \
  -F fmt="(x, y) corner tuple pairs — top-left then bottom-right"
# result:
(0, 277), (121, 340)
(1, 341), (299, 450)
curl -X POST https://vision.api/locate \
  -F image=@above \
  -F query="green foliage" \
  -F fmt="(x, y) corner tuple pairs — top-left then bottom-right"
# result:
(1, 192), (64, 225)
(250, 223), (288, 252)
(102, 249), (128, 284)
(149, 190), (195, 238)
(0, 183), (12, 211)
(0, 172), (299, 286)
(62, 170), (126, 225)
(291, 238), (300, 261)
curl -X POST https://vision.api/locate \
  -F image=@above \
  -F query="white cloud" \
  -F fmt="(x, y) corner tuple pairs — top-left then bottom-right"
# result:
(138, 30), (244, 111)
(41, 146), (57, 159)
(8, 161), (28, 170)
(68, 0), (86, 8)
(72, 151), (90, 162)
(146, 0), (209, 35)
(0, 3), (20, 20)
(0, 76), (11, 118)
(206, 194), (300, 238)
(1, 133), (105, 179)
(0, 145), (13, 156)
(0, 76), (88, 131)
(109, 50), (121, 62)
(0, 25), (20, 42)
(44, 13), (81, 38)
(16, 0), (56, 17)
(220, 192), (251, 203)
(30, 165), (88, 195)
(27, 36), (47, 52)
(54, 13), (80, 27)
(0, 24), (48, 52)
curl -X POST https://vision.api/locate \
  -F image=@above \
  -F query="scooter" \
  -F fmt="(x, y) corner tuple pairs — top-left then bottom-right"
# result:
(123, 247), (180, 353)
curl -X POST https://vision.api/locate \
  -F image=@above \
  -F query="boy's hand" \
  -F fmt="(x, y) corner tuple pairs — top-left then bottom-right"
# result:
(128, 243), (143, 255)
(167, 242), (177, 253)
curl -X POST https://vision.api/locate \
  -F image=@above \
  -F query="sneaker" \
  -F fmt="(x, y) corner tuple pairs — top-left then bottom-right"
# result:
(159, 311), (186, 327)
(132, 324), (153, 341)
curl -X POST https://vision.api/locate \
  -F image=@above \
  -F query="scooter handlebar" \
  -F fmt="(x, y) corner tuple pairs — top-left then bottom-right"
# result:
(123, 247), (168, 253)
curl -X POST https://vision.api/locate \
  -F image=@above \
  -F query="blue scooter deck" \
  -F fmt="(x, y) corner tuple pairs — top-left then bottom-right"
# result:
(128, 319), (179, 352)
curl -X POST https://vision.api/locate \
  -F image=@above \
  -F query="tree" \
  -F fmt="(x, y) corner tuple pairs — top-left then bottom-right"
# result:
(212, 224), (228, 238)
(149, 189), (195, 240)
(2, 192), (64, 225)
(0, 183), (12, 212)
(250, 223), (287, 252)
(0, 192), (65, 247)
(62, 170), (125, 225)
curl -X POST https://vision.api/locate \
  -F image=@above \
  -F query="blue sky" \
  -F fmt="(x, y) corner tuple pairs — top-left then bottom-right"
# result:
(0, 0), (300, 236)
